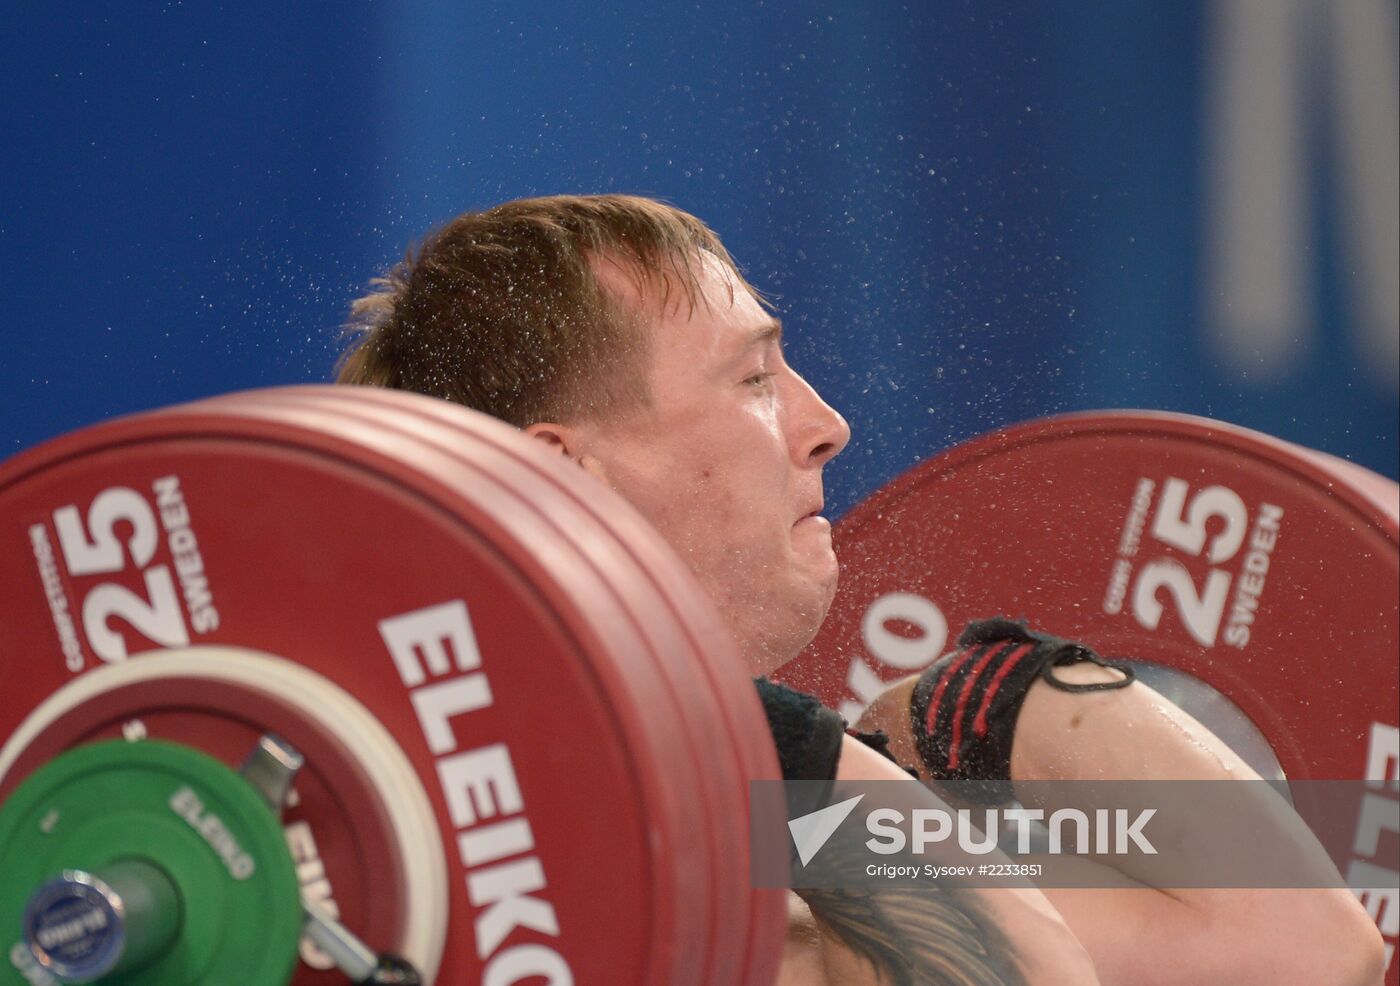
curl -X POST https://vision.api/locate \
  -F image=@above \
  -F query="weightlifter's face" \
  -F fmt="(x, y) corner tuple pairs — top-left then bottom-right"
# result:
(534, 252), (850, 674)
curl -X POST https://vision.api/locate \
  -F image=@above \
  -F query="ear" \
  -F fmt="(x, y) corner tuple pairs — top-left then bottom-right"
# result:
(523, 422), (610, 482)
(523, 421), (576, 457)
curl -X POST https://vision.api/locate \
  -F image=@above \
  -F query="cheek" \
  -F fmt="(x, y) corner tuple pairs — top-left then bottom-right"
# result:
(640, 464), (763, 567)
(601, 444), (728, 541)
(666, 462), (745, 533)
(599, 412), (789, 552)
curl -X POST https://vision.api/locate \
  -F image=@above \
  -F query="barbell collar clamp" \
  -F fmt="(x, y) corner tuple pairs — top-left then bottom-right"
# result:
(239, 733), (305, 814)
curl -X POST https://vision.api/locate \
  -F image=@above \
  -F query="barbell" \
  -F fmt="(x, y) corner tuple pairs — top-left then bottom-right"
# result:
(0, 387), (1394, 984)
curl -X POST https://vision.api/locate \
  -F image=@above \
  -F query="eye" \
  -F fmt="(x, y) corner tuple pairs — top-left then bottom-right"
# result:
(744, 371), (777, 388)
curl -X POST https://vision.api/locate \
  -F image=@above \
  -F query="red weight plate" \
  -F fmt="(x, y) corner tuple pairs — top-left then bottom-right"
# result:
(779, 410), (1399, 976)
(784, 408), (1394, 778)
(262, 386), (787, 986)
(0, 390), (724, 985)
(782, 410), (1398, 774)
(192, 387), (746, 986)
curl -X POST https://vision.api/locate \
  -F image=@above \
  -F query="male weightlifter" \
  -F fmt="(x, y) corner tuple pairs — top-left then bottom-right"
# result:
(336, 195), (1384, 985)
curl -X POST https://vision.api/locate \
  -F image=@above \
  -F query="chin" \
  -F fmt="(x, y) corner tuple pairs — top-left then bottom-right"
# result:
(738, 603), (828, 677)
(723, 559), (840, 676)
(789, 583), (838, 659)
(808, 557), (840, 613)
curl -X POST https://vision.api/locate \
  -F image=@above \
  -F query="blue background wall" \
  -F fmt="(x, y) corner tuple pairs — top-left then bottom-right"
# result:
(4, 1), (1396, 519)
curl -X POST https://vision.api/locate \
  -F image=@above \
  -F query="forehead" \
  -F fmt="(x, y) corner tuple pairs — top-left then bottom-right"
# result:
(592, 250), (775, 360)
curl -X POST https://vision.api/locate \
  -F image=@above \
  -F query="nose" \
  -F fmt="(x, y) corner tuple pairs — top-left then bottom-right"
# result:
(788, 372), (851, 468)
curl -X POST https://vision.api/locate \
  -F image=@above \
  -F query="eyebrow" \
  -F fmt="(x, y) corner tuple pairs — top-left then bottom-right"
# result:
(717, 319), (784, 377)
(738, 319), (783, 355)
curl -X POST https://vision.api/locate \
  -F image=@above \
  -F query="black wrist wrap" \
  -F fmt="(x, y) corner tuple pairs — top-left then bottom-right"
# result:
(909, 618), (1134, 798)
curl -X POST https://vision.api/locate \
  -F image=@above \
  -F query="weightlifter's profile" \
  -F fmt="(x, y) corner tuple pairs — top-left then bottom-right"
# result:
(336, 194), (1385, 985)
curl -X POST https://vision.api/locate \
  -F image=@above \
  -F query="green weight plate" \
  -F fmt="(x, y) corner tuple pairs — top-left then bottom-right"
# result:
(0, 740), (299, 986)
